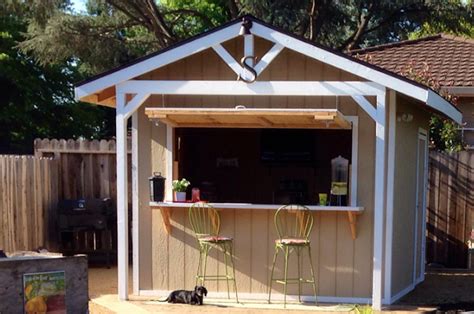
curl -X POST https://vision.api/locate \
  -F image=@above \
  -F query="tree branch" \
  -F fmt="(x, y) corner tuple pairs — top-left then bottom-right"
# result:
(227, 0), (239, 19)
(164, 9), (215, 28)
(339, 3), (428, 51)
(308, 0), (329, 41)
(339, 1), (378, 51)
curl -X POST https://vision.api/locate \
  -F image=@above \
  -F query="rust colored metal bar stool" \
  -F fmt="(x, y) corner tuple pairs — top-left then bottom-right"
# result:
(189, 202), (238, 302)
(268, 204), (317, 307)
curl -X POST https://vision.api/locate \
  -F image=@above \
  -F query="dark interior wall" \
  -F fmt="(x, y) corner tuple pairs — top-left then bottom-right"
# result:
(176, 128), (352, 204)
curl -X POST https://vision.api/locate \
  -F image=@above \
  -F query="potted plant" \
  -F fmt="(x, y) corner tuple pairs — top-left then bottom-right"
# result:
(172, 178), (190, 202)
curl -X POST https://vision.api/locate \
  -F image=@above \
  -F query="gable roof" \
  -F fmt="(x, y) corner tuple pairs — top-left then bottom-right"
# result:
(74, 15), (462, 124)
(350, 34), (474, 88)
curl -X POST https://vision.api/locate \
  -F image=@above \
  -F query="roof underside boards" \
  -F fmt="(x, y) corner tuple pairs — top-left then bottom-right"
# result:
(144, 108), (352, 129)
(74, 15), (462, 124)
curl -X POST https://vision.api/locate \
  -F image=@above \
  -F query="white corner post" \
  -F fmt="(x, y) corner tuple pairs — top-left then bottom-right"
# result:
(116, 92), (129, 300)
(165, 124), (174, 200)
(372, 89), (386, 310)
(384, 91), (397, 303)
(116, 91), (150, 300)
(131, 110), (139, 296)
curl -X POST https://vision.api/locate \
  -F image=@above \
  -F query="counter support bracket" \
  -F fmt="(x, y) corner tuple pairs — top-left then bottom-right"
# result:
(159, 207), (172, 234)
(347, 211), (357, 240)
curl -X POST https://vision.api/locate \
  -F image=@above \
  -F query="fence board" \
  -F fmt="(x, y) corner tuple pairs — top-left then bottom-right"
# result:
(0, 155), (59, 252)
(427, 150), (474, 268)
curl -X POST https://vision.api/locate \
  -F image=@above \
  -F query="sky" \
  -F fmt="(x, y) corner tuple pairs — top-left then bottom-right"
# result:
(71, 0), (87, 13)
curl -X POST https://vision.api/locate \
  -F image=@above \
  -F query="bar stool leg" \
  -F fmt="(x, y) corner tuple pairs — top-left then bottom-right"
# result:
(306, 245), (317, 304)
(196, 246), (203, 286)
(283, 245), (289, 308)
(228, 242), (239, 303)
(297, 247), (302, 302)
(268, 247), (278, 303)
(222, 242), (230, 299)
(202, 244), (210, 287)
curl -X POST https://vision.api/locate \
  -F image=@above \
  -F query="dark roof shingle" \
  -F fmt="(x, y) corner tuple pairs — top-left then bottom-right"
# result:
(350, 34), (474, 87)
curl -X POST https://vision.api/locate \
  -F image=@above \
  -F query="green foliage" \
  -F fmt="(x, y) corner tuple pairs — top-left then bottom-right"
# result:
(172, 178), (191, 192)
(1, 0), (472, 154)
(409, 0), (474, 39)
(15, 0), (474, 74)
(18, 1), (156, 76)
(163, 0), (229, 36)
(353, 304), (373, 314)
(0, 4), (114, 154)
(430, 116), (464, 152)
(237, 0), (473, 50)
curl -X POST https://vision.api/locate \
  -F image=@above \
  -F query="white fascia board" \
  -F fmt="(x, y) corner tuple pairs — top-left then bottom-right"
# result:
(251, 23), (459, 122)
(117, 80), (384, 96)
(426, 90), (463, 124)
(74, 23), (241, 99)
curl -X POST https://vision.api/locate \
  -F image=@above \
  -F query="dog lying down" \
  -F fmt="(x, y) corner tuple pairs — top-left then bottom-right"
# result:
(160, 286), (208, 305)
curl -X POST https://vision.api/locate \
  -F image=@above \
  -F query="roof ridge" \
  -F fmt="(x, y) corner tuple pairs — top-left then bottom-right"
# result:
(439, 33), (474, 44)
(349, 34), (443, 54)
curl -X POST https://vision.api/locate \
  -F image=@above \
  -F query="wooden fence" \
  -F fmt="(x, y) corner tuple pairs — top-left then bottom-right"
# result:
(426, 150), (474, 268)
(0, 155), (59, 252)
(34, 138), (131, 203)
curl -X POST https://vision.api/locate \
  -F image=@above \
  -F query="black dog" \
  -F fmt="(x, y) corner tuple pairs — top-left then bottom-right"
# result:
(161, 286), (208, 305)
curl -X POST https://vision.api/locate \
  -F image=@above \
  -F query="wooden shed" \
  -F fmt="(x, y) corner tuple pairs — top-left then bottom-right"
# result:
(74, 16), (462, 309)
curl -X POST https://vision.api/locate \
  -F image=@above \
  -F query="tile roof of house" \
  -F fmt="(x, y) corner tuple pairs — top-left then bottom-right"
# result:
(350, 34), (474, 87)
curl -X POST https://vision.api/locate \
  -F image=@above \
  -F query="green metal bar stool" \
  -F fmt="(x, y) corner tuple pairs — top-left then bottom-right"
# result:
(268, 204), (317, 308)
(189, 202), (238, 302)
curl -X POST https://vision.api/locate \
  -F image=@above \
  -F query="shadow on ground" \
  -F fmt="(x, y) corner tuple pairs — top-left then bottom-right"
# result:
(397, 269), (474, 313)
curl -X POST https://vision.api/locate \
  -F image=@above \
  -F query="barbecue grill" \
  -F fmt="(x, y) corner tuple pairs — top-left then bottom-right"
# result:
(58, 198), (115, 267)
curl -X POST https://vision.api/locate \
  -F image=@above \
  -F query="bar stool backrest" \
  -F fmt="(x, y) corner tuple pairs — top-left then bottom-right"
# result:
(189, 202), (220, 238)
(274, 204), (313, 240)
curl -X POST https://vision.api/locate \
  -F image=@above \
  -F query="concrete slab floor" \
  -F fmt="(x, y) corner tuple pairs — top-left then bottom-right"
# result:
(90, 294), (437, 314)
(87, 267), (446, 313)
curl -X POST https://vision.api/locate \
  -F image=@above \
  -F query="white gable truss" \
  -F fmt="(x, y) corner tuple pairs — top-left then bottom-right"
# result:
(74, 16), (461, 310)
(75, 15), (461, 124)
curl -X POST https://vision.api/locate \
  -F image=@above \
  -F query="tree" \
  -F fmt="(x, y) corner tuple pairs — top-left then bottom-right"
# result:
(0, 3), (114, 154)
(2, 0), (472, 153)
(18, 0), (473, 76)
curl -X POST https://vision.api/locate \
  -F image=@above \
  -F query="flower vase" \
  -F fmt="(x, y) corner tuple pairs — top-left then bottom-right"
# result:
(174, 191), (186, 202)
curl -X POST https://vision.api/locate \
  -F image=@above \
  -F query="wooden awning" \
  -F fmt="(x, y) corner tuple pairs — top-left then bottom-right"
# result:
(145, 108), (351, 129)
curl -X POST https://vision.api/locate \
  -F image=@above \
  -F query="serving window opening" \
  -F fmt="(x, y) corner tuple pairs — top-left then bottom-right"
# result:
(174, 127), (353, 205)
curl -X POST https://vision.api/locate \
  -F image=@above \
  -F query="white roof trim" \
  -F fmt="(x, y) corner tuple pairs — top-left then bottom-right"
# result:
(426, 90), (462, 123)
(75, 22), (241, 99)
(74, 17), (461, 124)
(250, 23), (461, 124)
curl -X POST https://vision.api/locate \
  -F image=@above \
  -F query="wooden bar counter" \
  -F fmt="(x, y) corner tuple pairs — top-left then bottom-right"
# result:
(150, 202), (363, 240)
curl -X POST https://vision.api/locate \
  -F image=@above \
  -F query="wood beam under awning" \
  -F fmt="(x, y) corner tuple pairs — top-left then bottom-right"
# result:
(144, 108), (352, 129)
